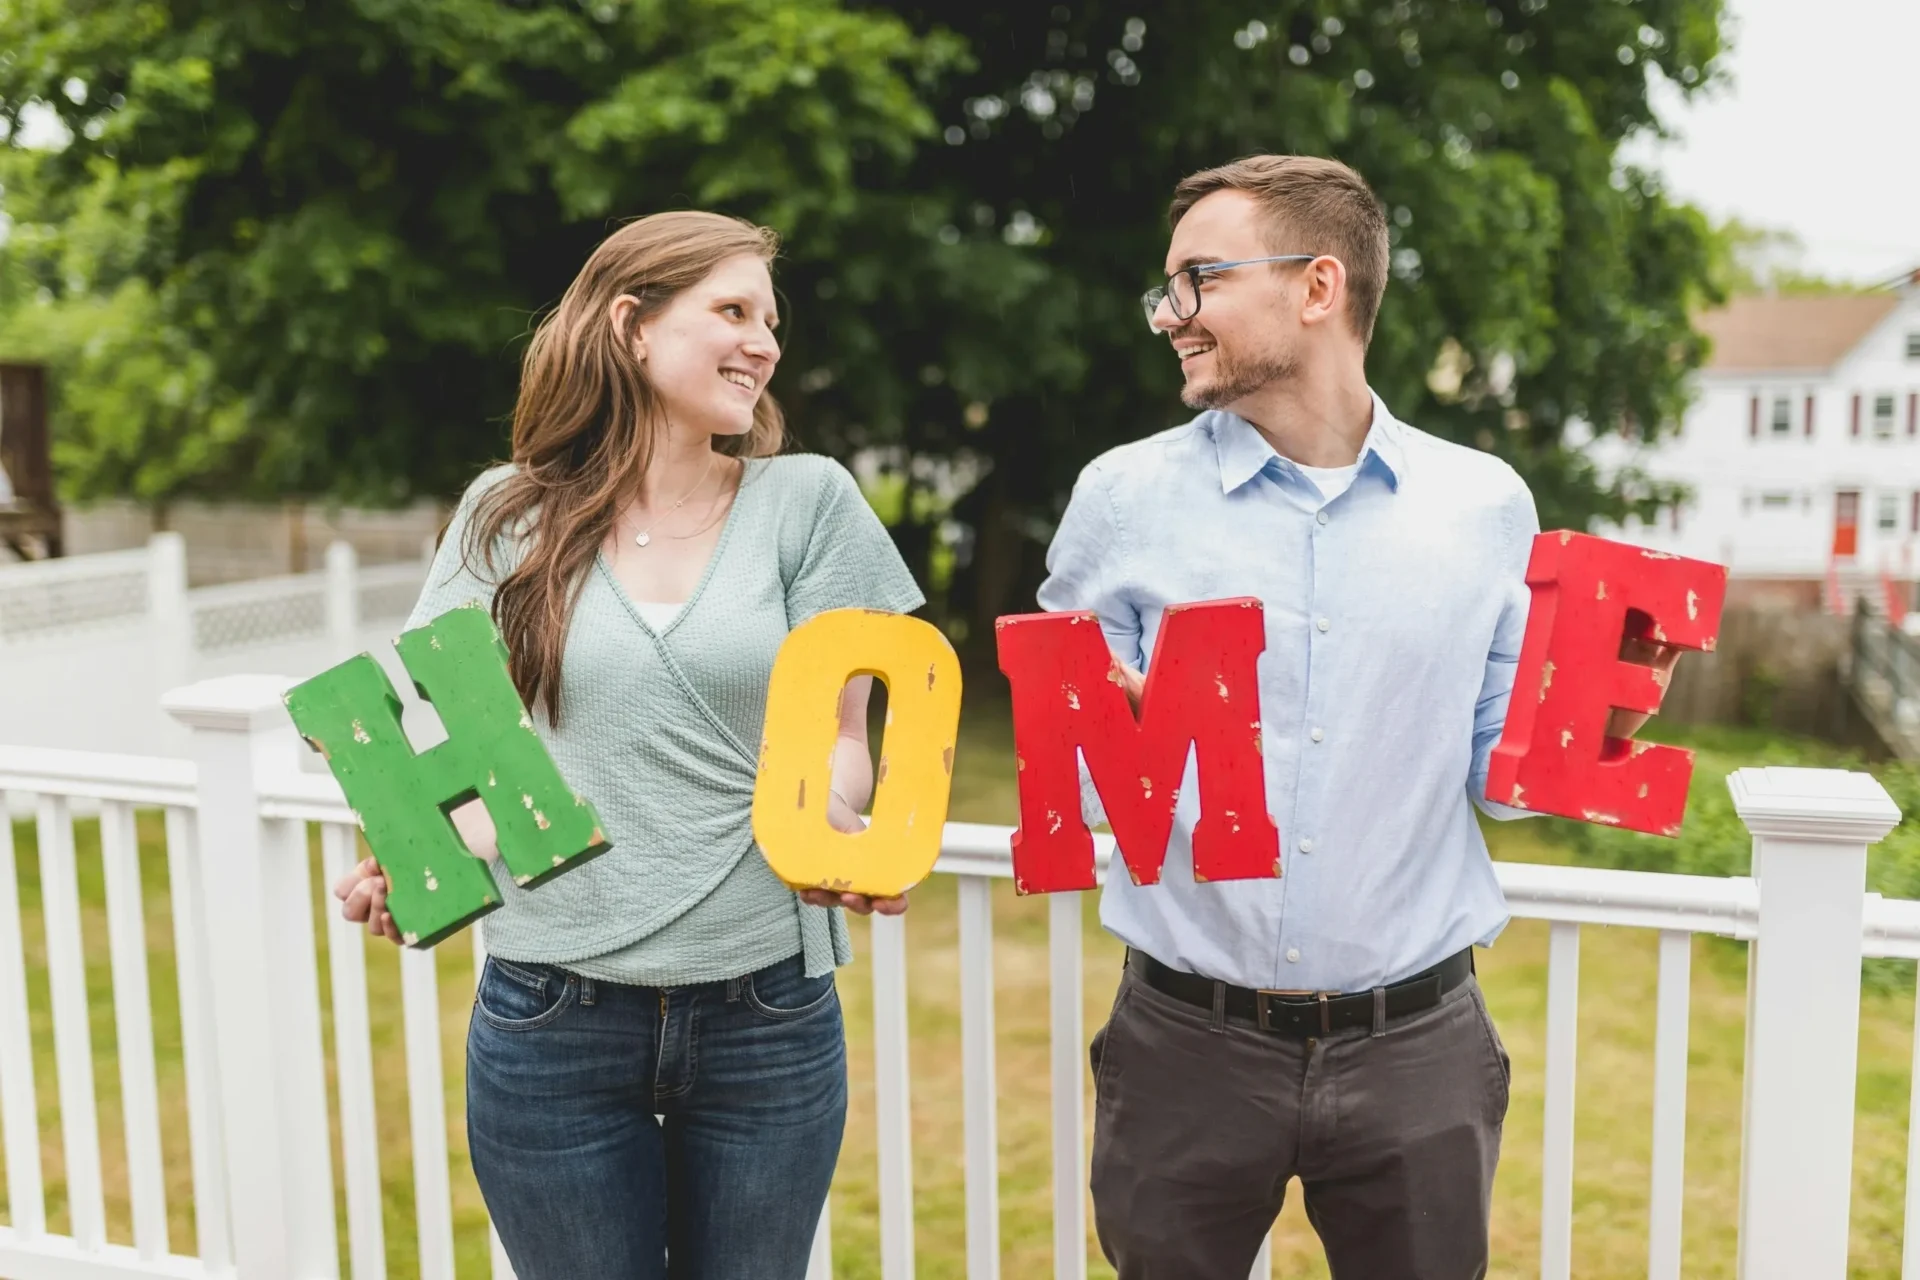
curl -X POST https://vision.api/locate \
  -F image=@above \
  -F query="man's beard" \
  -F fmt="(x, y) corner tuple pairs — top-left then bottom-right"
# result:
(1178, 330), (1298, 410)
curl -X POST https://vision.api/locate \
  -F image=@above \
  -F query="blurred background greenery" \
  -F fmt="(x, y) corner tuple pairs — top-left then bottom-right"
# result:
(0, 0), (1782, 655)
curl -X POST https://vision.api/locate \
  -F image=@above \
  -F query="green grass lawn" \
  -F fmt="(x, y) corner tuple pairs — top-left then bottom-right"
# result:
(3, 703), (1918, 1277)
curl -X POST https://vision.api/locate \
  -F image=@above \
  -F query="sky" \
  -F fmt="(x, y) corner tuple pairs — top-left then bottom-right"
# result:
(1622, 0), (1920, 286)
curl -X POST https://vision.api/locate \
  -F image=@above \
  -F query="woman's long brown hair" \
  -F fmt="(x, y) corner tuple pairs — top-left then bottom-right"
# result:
(462, 212), (786, 725)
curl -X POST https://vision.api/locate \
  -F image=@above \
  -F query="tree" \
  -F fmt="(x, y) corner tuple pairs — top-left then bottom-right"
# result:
(1706, 216), (1866, 298)
(803, 0), (1729, 639)
(1, 0), (1731, 650)
(0, 0), (960, 501)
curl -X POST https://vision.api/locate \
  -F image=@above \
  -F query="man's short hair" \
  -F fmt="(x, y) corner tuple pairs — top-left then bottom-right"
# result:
(1169, 155), (1391, 345)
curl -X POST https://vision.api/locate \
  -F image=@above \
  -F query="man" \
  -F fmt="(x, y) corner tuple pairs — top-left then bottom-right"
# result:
(1037, 155), (1675, 1278)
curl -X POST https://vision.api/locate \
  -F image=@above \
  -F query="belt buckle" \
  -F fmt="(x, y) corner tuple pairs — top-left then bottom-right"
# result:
(1256, 989), (1337, 1034)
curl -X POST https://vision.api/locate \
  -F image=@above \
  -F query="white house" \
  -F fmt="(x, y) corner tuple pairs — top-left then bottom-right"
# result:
(1598, 270), (1920, 611)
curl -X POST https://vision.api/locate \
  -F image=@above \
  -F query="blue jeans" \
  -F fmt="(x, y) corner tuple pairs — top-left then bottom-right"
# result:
(466, 953), (847, 1279)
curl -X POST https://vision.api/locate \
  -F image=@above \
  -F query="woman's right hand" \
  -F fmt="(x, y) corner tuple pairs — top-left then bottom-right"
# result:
(334, 856), (404, 945)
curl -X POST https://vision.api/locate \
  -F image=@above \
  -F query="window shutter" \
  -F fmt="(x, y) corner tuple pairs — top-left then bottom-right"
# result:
(1750, 395), (1760, 439)
(1911, 491), (1918, 533)
(1910, 392), (1918, 437)
(1805, 394), (1816, 437)
(1853, 393), (1863, 437)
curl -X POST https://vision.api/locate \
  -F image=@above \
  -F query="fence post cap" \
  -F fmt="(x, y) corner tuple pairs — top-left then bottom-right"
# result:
(1727, 766), (1901, 843)
(162, 674), (298, 733)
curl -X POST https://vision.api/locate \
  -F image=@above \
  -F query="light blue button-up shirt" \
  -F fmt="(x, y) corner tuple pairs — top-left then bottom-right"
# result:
(1036, 394), (1539, 992)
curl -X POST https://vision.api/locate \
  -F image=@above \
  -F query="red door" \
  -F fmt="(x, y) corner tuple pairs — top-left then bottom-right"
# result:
(1834, 490), (1861, 558)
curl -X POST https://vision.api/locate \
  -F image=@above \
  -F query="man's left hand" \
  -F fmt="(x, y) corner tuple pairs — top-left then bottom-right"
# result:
(1606, 639), (1683, 739)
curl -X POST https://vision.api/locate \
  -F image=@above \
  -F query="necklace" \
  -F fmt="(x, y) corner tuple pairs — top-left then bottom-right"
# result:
(631, 453), (715, 547)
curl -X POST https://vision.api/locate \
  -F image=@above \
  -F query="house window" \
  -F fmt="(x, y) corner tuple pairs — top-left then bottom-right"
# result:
(1876, 394), (1898, 439)
(1908, 331), (1920, 360)
(1770, 397), (1791, 435)
(1879, 493), (1901, 531)
(1760, 492), (1794, 510)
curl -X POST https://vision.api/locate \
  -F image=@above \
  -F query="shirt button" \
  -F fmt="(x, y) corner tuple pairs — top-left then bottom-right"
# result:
(1316, 617), (1331, 633)
(1298, 837), (1315, 853)
(1316, 510), (1329, 525)
(1286, 947), (1302, 963)
(1310, 727), (1325, 743)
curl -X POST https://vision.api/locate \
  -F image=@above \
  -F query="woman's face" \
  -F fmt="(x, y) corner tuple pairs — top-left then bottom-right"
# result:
(625, 253), (781, 439)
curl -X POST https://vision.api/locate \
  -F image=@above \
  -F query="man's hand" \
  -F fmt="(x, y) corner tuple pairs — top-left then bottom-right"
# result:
(334, 856), (404, 945)
(1606, 639), (1683, 740)
(1110, 656), (1145, 714)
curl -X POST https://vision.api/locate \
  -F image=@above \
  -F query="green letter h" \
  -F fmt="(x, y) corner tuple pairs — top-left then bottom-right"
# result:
(284, 603), (610, 948)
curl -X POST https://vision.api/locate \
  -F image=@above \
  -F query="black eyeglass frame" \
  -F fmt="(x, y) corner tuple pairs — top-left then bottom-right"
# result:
(1140, 254), (1324, 331)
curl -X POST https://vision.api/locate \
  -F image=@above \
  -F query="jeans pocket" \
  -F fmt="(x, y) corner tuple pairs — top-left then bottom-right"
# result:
(476, 958), (576, 1032)
(744, 965), (838, 1021)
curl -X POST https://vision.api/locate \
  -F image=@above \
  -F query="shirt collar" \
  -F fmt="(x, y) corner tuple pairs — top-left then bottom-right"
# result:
(1210, 391), (1405, 495)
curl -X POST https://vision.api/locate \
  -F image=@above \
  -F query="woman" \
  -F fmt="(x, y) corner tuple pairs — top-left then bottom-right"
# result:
(332, 211), (922, 1278)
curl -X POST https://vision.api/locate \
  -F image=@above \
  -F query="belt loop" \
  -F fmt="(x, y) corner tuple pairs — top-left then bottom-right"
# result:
(1370, 986), (1387, 1038)
(1209, 981), (1227, 1034)
(579, 975), (596, 1007)
(1318, 992), (1331, 1036)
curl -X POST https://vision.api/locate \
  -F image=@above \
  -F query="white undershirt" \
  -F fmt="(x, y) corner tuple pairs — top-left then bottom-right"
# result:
(1294, 459), (1361, 502)
(632, 601), (685, 629)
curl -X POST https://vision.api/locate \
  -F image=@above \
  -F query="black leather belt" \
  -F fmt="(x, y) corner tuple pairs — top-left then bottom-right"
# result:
(1127, 946), (1475, 1036)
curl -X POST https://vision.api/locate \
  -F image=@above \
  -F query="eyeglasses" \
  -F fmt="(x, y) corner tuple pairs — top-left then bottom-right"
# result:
(1140, 254), (1322, 332)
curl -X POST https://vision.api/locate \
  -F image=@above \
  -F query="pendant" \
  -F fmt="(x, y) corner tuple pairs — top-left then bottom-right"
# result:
(635, 532), (651, 547)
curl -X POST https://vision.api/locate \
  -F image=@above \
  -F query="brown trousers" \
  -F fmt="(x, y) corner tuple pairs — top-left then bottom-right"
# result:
(1089, 963), (1509, 1280)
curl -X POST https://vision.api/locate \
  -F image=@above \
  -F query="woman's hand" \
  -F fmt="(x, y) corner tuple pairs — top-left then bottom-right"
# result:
(798, 886), (910, 916)
(799, 787), (909, 914)
(825, 787), (868, 836)
(333, 856), (405, 945)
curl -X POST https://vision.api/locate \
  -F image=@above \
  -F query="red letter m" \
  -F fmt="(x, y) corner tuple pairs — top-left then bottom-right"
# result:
(995, 598), (1279, 893)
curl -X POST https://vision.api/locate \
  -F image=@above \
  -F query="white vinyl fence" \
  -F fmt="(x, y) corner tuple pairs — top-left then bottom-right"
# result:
(0, 676), (1915, 1280)
(0, 537), (429, 759)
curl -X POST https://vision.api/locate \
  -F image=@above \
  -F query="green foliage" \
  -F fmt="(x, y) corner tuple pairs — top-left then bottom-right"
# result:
(836, 0), (1731, 624)
(1706, 216), (1870, 298)
(1, 0), (1733, 638)
(0, 0), (960, 501)
(1738, 664), (1784, 729)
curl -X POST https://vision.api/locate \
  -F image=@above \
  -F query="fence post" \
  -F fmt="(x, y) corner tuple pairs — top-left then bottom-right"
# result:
(148, 532), (192, 748)
(163, 675), (340, 1280)
(1729, 766), (1900, 1278)
(324, 540), (359, 662)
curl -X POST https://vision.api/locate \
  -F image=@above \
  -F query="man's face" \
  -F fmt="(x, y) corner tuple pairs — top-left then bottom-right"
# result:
(1157, 189), (1303, 411)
